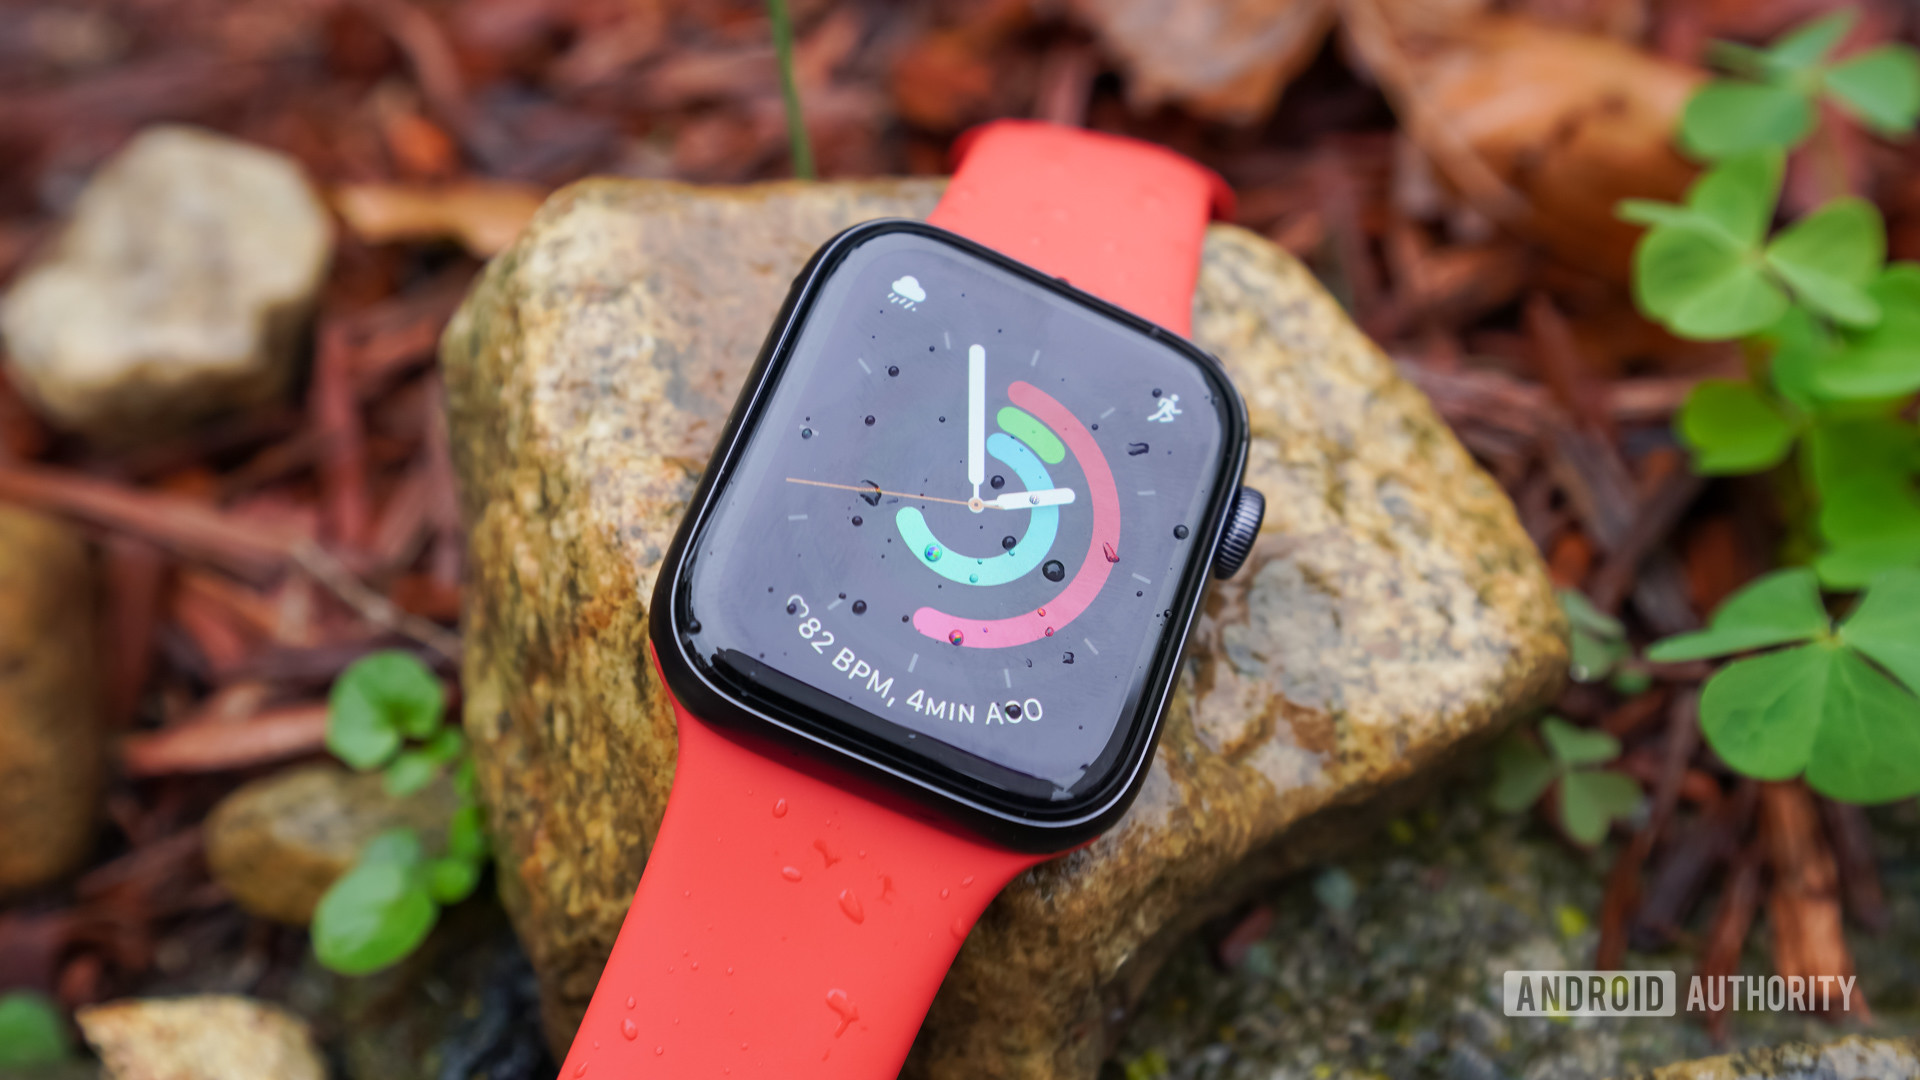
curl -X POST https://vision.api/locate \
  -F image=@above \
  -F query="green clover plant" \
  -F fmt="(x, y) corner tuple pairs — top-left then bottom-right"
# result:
(312, 651), (490, 975)
(0, 992), (71, 1068)
(1493, 717), (1644, 845)
(1679, 9), (1920, 160)
(1648, 568), (1920, 802)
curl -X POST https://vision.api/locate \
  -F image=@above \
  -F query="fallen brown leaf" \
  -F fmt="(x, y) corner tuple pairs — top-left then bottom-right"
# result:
(332, 180), (544, 256)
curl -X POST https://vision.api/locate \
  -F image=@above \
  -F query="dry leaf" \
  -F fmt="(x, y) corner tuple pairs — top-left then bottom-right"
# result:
(1343, 4), (1701, 279)
(333, 180), (545, 257)
(1069, 0), (1339, 124)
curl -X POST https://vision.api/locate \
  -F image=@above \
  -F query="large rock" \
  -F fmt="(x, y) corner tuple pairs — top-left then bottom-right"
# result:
(76, 996), (324, 1080)
(0, 507), (102, 892)
(0, 125), (331, 442)
(1628, 1038), (1920, 1079)
(204, 764), (462, 926)
(441, 177), (1566, 1077)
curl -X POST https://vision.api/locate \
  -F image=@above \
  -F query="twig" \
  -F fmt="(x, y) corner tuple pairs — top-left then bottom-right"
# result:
(291, 539), (462, 664)
(1587, 465), (1707, 614)
(120, 704), (329, 776)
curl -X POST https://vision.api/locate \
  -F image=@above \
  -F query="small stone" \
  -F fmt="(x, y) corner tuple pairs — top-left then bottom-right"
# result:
(0, 125), (332, 442)
(78, 996), (324, 1080)
(0, 507), (102, 893)
(205, 764), (459, 925)
(1642, 1037), (1920, 1080)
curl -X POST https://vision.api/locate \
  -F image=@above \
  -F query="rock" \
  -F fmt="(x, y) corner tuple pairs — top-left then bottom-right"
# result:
(0, 125), (332, 442)
(76, 996), (324, 1080)
(1116, 783), (1920, 1077)
(205, 764), (461, 926)
(441, 177), (1566, 1077)
(1628, 1038), (1920, 1079)
(0, 507), (102, 892)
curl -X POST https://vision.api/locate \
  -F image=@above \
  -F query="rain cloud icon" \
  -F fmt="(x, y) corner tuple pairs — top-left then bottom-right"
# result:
(888, 275), (926, 309)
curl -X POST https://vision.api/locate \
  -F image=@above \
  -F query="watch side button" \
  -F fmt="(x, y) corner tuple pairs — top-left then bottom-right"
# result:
(1212, 487), (1265, 579)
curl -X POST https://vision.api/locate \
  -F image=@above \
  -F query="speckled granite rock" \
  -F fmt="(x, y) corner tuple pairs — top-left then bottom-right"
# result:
(1627, 1037), (1920, 1079)
(205, 764), (461, 925)
(441, 177), (1566, 1077)
(0, 125), (331, 442)
(77, 996), (324, 1080)
(0, 507), (101, 893)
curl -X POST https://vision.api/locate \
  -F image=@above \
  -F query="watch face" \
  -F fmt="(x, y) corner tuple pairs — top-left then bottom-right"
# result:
(660, 221), (1245, 844)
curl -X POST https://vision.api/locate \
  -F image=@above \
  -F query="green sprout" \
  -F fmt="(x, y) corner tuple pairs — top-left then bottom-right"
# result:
(0, 992), (71, 1068)
(1493, 717), (1643, 846)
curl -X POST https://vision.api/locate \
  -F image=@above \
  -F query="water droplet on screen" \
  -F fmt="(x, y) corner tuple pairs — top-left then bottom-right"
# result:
(1063, 652), (1074, 664)
(864, 415), (875, 426)
(621, 1019), (639, 1041)
(1036, 607), (1045, 616)
(1127, 443), (1148, 456)
(851, 600), (867, 614)
(851, 515), (862, 526)
(1103, 542), (1120, 563)
(827, 990), (860, 1035)
(801, 428), (813, 439)
(1044, 627), (1054, 636)
(838, 889), (866, 924)
(838, 592), (846, 599)
(1152, 388), (1162, 397)
(887, 365), (899, 376)
(626, 996), (636, 1009)
(948, 629), (965, 645)
(1006, 703), (1022, 719)
(967, 573), (979, 583)
(687, 619), (701, 634)
(786, 600), (799, 615)
(938, 416), (946, 423)
(990, 475), (1005, 490)
(575, 1064), (588, 1077)
(1001, 535), (1017, 550)
(858, 481), (882, 506)
(773, 798), (788, 818)
(781, 866), (802, 881)
(923, 543), (943, 562)
(1174, 524), (1189, 539)
(1042, 560), (1065, 582)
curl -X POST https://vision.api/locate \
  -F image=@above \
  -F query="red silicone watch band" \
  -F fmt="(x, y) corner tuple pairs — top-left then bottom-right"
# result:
(562, 122), (1224, 1079)
(557, 656), (1041, 1079)
(927, 120), (1234, 335)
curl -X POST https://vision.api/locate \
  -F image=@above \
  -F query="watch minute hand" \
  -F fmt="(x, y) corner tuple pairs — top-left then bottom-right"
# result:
(968, 344), (985, 505)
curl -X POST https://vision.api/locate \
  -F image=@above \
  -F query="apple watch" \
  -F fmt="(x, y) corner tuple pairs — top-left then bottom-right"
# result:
(559, 120), (1265, 1079)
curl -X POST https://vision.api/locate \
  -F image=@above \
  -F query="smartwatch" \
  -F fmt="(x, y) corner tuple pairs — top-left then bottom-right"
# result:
(559, 120), (1266, 1079)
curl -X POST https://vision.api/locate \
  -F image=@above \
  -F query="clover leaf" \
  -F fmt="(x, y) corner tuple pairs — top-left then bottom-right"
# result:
(326, 651), (445, 771)
(312, 827), (438, 976)
(1648, 568), (1920, 802)
(1676, 380), (1798, 474)
(1559, 589), (1627, 682)
(1679, 10), (1920, 158)
(0, 992), (71, 1067)
(1763, 198), (1884, 326)
(1814, 265), (1920, 399)
(1492, 717), (1643, 846)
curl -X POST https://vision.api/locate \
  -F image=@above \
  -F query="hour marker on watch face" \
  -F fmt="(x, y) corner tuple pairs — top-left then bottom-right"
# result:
(1137, 490), (1156, 497)
(1030, 349), (1041, 367)
(857, 356), (872, 374)
(1098, 407), (1115, 420)
(907, 653), (919, 673)
(787, 514), (808, 521)
(944, 331), (952, 350)
(1131, 573), (1152, 585)
(1002, 669), (1012, 689)
(1083, 637), (1100, 655)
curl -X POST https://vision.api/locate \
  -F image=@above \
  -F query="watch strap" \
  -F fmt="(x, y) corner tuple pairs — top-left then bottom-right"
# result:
(557, 656), (1042, 1079)
(927, 119), (1234, 336)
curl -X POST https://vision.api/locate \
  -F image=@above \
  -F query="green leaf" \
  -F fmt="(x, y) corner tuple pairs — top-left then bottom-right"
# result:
(1823, 44), (1920, 133)
(1618, 199), (1707, 231)
(1767, 10), (1856, 71)
(1687, 150), (1784, 246)
(1675, 380), (1797, 474)
(454, 756), (479, 799)
(421, 727), (465, 763)
(1681, 80), (1816, 158)
(327, 651), (445, 771)
(1815, 265), (1920, 398)
(1839, 568), (1920, 693)
(1634, 231), (1789, 339)
(1491, 736), (1555, 812)
(1807, 414), (1920, 495)
(312, 859), (439, 976)
(1648, 567), (1830, 661)
(1559, 769), (1643, 846)
(0, 992), (71, 1067)
(360, 827), (424, 867)
(1804, 646), (1920, 801)
(1818, 538), (1920, 588)
(1559, 588), (1623, 638)
(1541, 716), (1621, 767)
(1763, 305), (1836, 410)
(427, 856), (482, 905)
(448, 802), (489, 861)
(1560, 589), (1626, 682)
(1699, 643), (1836, 779)
(384, 751), (441, 797)
(1764, 198), (1885, 326)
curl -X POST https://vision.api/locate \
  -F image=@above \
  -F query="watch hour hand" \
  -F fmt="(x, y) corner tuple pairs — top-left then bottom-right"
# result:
(984, 487), (1076, 510)
(968, 344), (985, 506)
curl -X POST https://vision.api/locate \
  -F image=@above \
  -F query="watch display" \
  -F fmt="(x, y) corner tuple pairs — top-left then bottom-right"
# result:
(669, 222), (1243, 819)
